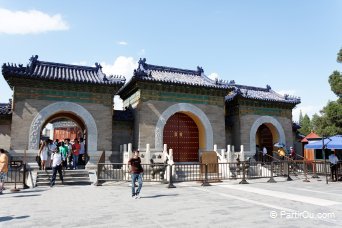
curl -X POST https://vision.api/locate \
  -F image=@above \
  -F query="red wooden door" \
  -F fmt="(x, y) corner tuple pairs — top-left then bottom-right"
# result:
(163, 113), (199, 162)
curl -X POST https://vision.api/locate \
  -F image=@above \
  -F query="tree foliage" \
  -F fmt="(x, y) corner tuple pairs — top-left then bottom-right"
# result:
(299, 114), (312, 136)
(299, 110), (303, 126)
(311, 49), (342, 136)
(329, 71), (342, 98)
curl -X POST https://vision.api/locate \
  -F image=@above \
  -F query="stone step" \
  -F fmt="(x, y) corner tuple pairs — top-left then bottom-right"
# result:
(36, 169), (91, 186)
(37, 180), (91, 186)
(37, 173), (89, 178)
(37, 176), (90, 181)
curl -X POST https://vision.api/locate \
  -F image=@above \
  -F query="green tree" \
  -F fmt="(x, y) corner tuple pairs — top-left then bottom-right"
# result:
(299, 110), (304, 126)
(299, 114), (312, 136)
(329, 71), (342, 98)
(311, 49), (342, 135)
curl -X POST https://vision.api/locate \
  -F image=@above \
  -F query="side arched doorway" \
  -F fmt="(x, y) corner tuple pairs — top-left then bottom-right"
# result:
(256, 124), (274, 160)
(163, 113), (199, 162)
(250, 116), (286, 160)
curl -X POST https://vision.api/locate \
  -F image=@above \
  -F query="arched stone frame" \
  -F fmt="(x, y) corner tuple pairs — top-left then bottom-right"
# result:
(29, 102), (98, 153)
(155, 103), (213, 151)
(249, 116), (285, 155)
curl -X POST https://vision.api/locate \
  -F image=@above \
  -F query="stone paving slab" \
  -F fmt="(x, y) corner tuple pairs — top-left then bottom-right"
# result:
(0, 177), (341, 228)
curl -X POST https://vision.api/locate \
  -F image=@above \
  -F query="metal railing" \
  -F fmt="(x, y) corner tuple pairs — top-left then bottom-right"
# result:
(4, 161), (28, 189)
(97, 163), (168, 183)
(96, 160), (341, 186)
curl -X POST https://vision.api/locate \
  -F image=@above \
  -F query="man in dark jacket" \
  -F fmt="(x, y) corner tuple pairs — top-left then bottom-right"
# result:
(128, 150), (144, 199)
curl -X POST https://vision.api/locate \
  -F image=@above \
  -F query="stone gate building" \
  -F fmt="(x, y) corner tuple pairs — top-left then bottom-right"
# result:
(0, 56), (300, 168)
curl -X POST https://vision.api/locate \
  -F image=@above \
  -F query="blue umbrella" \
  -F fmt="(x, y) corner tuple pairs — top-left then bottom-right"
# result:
(274, 142), (286, 148)
(304, 135), (342, 149)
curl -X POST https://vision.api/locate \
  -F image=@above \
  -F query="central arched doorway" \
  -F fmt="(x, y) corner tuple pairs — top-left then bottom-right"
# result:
(40, 112), (88, 168)
(163, 113), (199, 162)
(42, 112), (86, 142)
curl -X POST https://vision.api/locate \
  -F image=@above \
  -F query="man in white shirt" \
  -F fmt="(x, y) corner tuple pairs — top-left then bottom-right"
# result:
(262, 146), (267, 163)
(50, 150), (64, 187)
(329, 151), (339, 182)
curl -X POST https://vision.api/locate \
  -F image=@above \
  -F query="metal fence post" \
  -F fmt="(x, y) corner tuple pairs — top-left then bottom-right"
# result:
(303, 159), (310, 182)
(286, 161), (293, 181)
(168, 165), (176, 188)
(95, 162), (101, 186)
(311, 161), (319, 178)
(239, 161), (249, 184)
(267, 161), (277, 183)
(23, 163), (29, 189)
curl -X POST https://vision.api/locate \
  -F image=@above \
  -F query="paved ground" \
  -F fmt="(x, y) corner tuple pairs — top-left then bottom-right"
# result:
(1, 176), (342, 228)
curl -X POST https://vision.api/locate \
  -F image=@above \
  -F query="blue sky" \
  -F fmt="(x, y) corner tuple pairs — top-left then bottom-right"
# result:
(0, 0), (341, 121)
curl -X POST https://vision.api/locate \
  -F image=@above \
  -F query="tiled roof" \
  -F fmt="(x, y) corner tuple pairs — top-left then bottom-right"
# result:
(301, 132), (321, 143)
(127, 59), (301, 104)
(225, 83), (301, 104)
(131, 58), (229, 89)
(0, 100), (12, 115)
(113, 108), (134, 121)
(2, 55), (126, 88)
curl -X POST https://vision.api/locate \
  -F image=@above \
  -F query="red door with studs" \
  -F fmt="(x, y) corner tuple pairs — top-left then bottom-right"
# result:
(163, 113), (199, 162)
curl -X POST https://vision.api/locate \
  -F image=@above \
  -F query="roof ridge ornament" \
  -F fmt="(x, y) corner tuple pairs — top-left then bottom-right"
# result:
(134, 58), (149, 77)
(197, 66), (204, 76)
(29, 55), (39, 64)
(266, 84), (271, 91)
(95, 62), (102, 70)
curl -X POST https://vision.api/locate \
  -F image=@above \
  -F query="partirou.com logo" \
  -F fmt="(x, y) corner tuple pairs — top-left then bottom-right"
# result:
(270, 210), (336, 220)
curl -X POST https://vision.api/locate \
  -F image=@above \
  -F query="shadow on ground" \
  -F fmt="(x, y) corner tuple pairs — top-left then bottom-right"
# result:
(141, 194), (179, 198)
(0, 215), (30, 223)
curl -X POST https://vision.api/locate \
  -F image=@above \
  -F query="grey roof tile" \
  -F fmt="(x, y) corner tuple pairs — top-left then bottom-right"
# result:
(132, 58), (229, 89)
(2, 55), (126, 88)
(225, 83), (300, 104)
(0, 100), (12, 115)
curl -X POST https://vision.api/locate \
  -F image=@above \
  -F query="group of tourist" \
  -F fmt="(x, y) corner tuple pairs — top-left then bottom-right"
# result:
(37, 137), (86, 171)
(37, 137), (86, 187)
(255, 145), (296, 163)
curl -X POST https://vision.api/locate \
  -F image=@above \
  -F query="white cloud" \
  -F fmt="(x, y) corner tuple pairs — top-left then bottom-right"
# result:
(208, 72), (219, 81)
(114, 95), (124, 110)
(117, 41), (128, 46)
(101, 56), (138, 110)
(101, 56), (137, 80)
(0, 8), (69, 34)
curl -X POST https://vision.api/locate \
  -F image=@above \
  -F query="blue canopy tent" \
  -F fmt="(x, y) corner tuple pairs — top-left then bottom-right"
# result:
(304, 135), (342, 150)
(304, 135), (342, 184)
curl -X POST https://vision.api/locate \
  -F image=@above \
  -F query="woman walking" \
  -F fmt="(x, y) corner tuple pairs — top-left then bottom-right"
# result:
(38, 140), (49, 170)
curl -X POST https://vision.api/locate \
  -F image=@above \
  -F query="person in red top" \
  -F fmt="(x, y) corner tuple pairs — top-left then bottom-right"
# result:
(289, 147), (296, 160)
(72, 139), (81, 170)
(128, 150), (144, 199)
